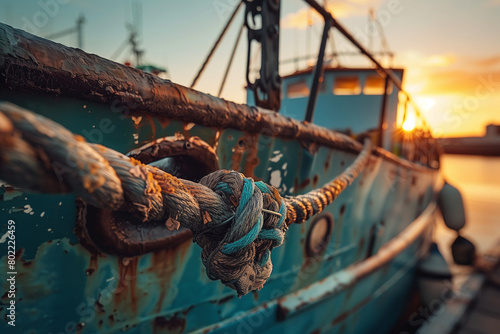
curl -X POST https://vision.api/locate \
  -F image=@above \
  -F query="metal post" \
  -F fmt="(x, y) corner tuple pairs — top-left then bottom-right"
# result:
(304, 18), (332, 123)
(378, 75), (390, 147)
(77, 15), (85, 49)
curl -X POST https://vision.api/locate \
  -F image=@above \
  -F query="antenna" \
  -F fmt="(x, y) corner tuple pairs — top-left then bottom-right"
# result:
(368, 7), (393, 65)
(110, 1), (143, 66)
(44, 15), (85, 49)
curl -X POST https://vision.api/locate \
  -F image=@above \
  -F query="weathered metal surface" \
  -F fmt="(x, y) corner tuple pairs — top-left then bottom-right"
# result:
(0, 22), (361, 155)
(0, 22), (437, 172)
(277, 199), (439, 320)
(0, 22), (440, 334)
(127, 134), (219, 173)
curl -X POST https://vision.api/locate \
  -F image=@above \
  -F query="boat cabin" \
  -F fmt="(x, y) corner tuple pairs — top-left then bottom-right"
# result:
(247, 67), (404, 151)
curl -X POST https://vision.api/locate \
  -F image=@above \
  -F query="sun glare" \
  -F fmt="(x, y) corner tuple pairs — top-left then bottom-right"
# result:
(402, 113), (416, 132)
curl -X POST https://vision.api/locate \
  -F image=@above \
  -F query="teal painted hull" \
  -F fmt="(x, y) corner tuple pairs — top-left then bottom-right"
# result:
(0, 91), (437, 333)
(0, 22), (439, 333)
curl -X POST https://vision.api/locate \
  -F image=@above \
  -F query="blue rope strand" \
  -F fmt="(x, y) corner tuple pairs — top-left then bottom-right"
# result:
(221, 214), (263, 254)
(217, 177), (286, 264)
(236, 178), (253, 217)
(259, 250), (270, 266)
(255, 181), (270, 194)
(258, 229), (284, 245)
(277, 200), (286, 227)
(215, 182), (232, 195)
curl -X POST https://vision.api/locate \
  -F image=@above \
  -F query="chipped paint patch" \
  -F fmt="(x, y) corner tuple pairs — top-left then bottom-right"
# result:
(23, 204), (34, 215)
(270, 170), (282, 188)
(0, 185), (22, 201)
(270, 153), (283, 163)
(0, 230), (10, 243)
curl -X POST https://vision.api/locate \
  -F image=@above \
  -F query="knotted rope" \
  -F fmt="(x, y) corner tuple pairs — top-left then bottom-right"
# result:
(0, 102), (371, 296)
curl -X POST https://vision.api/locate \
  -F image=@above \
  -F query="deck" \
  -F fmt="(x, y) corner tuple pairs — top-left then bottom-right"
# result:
(419, 241), (500, 334)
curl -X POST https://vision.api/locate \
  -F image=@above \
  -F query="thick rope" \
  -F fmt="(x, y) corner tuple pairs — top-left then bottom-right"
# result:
(0, 102), (370, 296)
(285, 138), (372, 225)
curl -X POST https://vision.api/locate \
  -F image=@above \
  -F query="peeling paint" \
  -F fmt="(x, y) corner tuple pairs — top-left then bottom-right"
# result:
(0, 230), (10, 243)
(270, 152), (283, 162)
(270, 170), (282, 188)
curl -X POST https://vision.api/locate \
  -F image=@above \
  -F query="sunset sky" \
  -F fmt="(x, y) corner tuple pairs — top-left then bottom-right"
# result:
(1, 0), (499, 137)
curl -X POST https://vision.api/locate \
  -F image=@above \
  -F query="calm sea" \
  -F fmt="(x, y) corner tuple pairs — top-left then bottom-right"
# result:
(434, 154), (500, 284)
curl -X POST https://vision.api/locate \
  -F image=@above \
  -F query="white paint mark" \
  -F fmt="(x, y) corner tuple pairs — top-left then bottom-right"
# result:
(0, 231), (10, 244)
(23, 204), (33, 214)
(269, 170), (282, 188)
(48, 228), (52, 232)
(269, 153), (283, 163)
(282, 163), (287, 170)
(106, 277), (115, 282)
(58, 202), (62, 206)
(40, 212), (45, 217)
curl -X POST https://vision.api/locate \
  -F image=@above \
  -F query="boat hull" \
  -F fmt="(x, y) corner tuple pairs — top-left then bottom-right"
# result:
(0, 22), (439, 333)
(0, 93), (438, 333)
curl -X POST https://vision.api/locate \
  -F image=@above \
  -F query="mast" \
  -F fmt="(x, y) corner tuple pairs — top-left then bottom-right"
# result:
(244, 0), (282, 111)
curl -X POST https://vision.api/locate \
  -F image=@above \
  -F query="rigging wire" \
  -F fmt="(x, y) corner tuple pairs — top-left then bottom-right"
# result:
(190, 2), (243, 88)
(218, 23), (245, 97)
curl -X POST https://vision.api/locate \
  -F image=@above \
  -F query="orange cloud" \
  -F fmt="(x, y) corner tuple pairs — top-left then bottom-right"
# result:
(423, 54), (456, 67)
(418, 70), (500, 95)
(281, 0), (383, 30)
(397, 52), (456, 69)
(394, 53), (500, 137)
(471, 55), (500, 68)
(396, 53), (500, 95)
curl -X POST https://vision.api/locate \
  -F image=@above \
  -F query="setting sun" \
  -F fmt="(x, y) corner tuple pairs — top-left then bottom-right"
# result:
(402, 113), (416, 132)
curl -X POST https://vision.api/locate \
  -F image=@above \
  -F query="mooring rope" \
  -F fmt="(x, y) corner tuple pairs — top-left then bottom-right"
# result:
(0, 102), (371, 296)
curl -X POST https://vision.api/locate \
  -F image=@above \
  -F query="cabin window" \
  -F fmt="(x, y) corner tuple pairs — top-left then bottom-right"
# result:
(287, 80), (310, 98)
(333, 77), (361, 95)
(363, 76), (393, 95)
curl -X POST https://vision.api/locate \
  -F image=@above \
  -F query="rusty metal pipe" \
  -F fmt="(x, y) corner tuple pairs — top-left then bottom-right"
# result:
(0, 23), (435, 171)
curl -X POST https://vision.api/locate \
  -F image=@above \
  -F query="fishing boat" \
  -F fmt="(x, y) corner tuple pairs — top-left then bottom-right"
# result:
(0, 1), (458, 333)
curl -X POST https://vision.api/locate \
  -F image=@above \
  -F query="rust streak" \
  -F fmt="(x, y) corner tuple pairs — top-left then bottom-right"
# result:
(114, 257), (139, 314)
